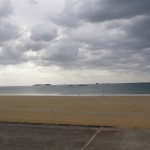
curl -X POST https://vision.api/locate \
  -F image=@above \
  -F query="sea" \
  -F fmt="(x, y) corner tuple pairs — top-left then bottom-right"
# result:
(0, 83), (150, 96)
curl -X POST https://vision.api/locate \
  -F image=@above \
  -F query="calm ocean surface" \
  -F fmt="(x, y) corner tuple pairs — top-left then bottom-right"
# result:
(0, 83), (150, 96)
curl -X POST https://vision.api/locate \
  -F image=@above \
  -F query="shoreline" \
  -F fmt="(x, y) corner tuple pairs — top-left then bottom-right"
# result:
(0, 96), (150, 128)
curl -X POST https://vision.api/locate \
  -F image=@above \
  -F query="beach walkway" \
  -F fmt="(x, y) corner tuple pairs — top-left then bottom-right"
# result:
(0, 123), (150, 150)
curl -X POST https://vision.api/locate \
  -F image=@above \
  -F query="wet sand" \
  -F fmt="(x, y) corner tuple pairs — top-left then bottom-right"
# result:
(0, 96), (150, 128)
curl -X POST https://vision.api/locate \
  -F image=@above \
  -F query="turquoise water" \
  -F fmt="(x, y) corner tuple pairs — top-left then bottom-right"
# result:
(0, 83), (150, 96)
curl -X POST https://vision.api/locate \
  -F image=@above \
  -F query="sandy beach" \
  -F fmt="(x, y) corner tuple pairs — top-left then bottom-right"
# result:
(0, 96), (150, 128)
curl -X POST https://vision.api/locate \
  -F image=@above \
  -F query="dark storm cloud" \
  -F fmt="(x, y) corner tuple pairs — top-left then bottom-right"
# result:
(50, 0), (150, 27)
(78, 0), (150, 23)
(30, 25), (58, 42)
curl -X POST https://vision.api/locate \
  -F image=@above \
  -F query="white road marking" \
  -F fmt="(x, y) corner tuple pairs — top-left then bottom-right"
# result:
(81, 128), (101, 150)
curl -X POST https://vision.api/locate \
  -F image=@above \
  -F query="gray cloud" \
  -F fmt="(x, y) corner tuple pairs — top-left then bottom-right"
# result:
(0, 0), (23, 65)
(0, 19), (21, 43)
(0, 0), (12, 18)
(50, 0), (81, 27)
(0, 0), (21, 44)
(23, 39), (49, 51)
(78, 0), (150, 23)
(30, 25), (58, 42)
(50, 0), (150, 27)
(125, 16), (150, 42)
(0, 43), (26, 65)
(0, 0), (150, 76)
(36, 37), (83, 68)
(28, 0), (39, 5)
(0, 22), (59, 65)
(48, 0), (150, 74)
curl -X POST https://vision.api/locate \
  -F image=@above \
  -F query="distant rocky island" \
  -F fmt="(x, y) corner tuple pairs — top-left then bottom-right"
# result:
(67, 84), (88, 86)
(77, 84), (88, 86)
(33, 84), (51, 86)
(33, 83), (106, 86)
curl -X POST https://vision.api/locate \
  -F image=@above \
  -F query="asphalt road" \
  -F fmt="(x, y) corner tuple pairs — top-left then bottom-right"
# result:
(0, 123), (150, 150)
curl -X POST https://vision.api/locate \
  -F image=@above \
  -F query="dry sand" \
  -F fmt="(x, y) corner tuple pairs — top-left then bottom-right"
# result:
(0, 96), (150, 128)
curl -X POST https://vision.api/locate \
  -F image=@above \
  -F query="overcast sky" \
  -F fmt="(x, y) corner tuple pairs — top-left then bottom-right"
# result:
(0, 0), (150, 85)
